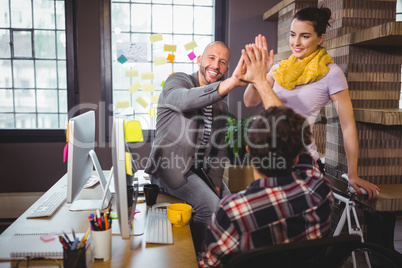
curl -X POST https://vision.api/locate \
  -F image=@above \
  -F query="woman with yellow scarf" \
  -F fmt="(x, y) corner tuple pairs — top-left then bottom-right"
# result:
(242, 7), (380, 200)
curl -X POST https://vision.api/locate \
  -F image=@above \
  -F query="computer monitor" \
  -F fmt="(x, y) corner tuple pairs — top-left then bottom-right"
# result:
(111, 114), (139, 239)
(67, 110), (112, 211)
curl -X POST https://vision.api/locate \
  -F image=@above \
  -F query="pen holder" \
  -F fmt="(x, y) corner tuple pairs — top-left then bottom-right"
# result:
(91, 228), (112, 261)
(63, 246), (87, 268)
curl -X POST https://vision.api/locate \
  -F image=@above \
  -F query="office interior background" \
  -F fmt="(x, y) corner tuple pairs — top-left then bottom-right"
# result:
(0, 0), (282, 218)
(0, 0), (401, 221)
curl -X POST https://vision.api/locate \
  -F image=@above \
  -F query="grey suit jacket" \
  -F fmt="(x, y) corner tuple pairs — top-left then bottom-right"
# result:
(145, 72), (228, 189)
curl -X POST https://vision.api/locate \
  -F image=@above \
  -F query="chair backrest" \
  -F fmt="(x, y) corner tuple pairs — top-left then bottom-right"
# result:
(226, 235), (362, 268)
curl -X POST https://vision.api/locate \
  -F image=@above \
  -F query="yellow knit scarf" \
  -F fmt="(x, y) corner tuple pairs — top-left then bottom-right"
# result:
(272, 47), (333, 90)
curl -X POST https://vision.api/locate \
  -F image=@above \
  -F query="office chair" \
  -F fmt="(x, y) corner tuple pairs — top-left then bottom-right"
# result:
(226, 234), (402, 268)
(226, 235), (361, 268)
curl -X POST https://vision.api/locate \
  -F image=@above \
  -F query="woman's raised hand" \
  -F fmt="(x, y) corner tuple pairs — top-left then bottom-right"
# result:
(237, 43), (268, 84)
(255, 34), (274, 73)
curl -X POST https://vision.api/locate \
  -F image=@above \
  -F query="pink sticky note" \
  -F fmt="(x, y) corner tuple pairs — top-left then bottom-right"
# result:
(40, 232), (58, 242)
(63, 143), (68, 163)
(188, 51), (196, 61)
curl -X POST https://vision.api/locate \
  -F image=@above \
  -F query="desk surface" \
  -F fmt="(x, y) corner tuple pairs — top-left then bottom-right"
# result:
(0, 173), (198, 268)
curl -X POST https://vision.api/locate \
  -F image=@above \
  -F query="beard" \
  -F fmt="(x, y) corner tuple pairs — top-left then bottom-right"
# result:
(199, 65), (222, 85)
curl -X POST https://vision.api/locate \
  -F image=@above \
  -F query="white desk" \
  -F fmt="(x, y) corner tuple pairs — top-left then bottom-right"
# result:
(0, 173), (198, 267)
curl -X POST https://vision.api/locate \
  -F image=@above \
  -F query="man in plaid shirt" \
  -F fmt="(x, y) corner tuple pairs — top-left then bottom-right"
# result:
(198, 106), (334, 267)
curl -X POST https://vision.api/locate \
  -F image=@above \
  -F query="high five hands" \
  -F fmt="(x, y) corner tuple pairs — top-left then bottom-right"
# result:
(234, 34), (274, 84)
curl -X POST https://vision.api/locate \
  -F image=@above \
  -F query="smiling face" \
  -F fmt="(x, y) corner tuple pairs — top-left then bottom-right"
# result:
(289, 18), (325, 61)
(197, 43), (230, 86)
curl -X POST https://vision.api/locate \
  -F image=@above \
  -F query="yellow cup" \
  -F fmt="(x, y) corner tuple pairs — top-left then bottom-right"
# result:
(167, 203), (192, 226)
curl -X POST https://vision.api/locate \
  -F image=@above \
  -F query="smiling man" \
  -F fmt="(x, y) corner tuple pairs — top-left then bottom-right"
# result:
(145, 41), (246, 252)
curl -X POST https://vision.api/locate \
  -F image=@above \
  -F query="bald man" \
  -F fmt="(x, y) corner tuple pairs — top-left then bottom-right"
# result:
(145, 41), (245, 252)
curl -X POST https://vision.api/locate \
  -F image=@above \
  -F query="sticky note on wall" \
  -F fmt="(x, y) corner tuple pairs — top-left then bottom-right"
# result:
(148, 108), (156, 117)
(184, 40), (197, 51)
(116, 100), (130, 108)
(149, 33), (163, 43)
(129, 82), (141, 93)
(118, 55), (128, 64)
(167, 54), (175, 63)
(188, 51), (196, 60)
(164, 44), (177, 52)
(154, 57), (167, 66)
(136, 96), (148, 108)
(124, 120), (144, 142)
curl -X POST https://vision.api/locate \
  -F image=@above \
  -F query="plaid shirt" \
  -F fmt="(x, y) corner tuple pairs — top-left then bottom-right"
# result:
(198, 162), (334, 268)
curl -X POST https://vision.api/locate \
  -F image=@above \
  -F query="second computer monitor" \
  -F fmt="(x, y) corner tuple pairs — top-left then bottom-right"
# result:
(67, 110), (111, 211)
(111, 115), (139, 239)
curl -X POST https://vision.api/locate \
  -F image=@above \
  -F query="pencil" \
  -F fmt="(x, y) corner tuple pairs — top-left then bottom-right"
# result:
(77, 228), (90, 249)
(104, 213), (109, 230)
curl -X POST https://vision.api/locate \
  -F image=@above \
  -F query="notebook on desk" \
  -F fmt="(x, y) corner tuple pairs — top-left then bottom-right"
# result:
(0, 232), (85, 260)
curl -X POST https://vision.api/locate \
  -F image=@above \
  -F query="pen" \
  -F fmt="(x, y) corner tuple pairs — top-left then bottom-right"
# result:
(59, 235), (70, 250)
(107, 212), (112, 229)
(96, 209), (103, 230)
(62, 231), (72, 245)
(107, 196), (113, 213)
(72, 228), (76, 240)
(89, 216), (96, 230)
(71, 237), (79, 250)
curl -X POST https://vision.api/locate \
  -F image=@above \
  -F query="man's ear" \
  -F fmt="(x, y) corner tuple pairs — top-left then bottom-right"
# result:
(197, 55), (202, 67)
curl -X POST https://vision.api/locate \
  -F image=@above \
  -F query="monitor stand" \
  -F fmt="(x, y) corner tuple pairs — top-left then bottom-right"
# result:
(111, 217), (145, 236)
(69, 150), (112, 211)
(111, 187), (145, 236)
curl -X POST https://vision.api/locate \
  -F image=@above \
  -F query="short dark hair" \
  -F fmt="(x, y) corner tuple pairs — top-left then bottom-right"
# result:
(293, 6), (332, 36)
(247, 106), (312, 177)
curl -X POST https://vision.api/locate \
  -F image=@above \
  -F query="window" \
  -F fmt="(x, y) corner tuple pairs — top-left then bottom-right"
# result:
(111, 0), (215, 130)
(0, 0), (68, 130)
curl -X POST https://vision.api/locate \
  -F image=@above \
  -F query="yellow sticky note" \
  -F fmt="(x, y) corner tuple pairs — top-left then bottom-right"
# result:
(116, 100), (130, 108)
(66, 124), (69, 142)
(169, 72), (175, 76)
(125, 152), (133, 176)
(164, 44), (177, 52)
(167, 54), (175, 63)
(128, 82), (141, 93)
(154, 57), (167, 66)
(151, 95), (159, 103)
(184, 40), (197, 51)
(136, 96), (148, 108)
(142, 84), (155, 92)
(148, 108), (156, 117)
(125, 70), (139, 77)
(141, 72), (155, 80)
(149, 33), (163, 43)
(124, 120), (144, 142)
